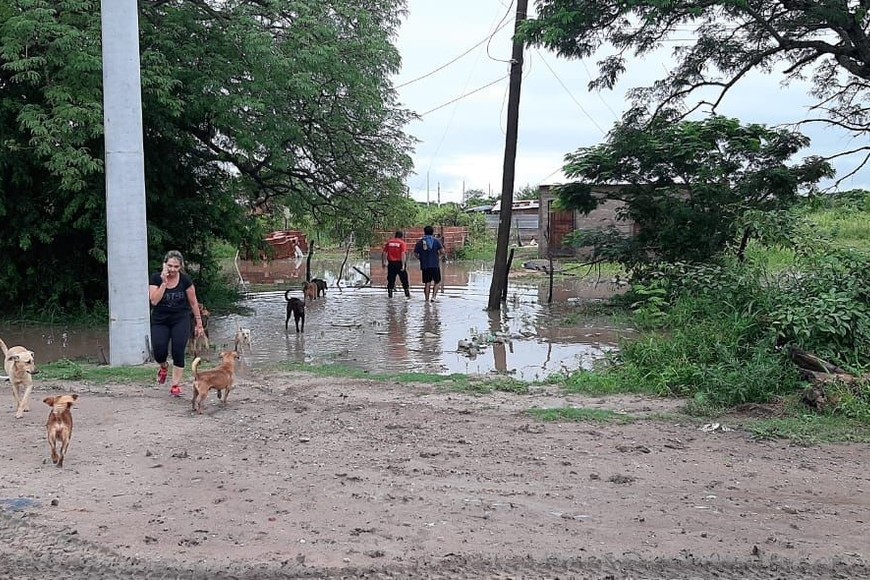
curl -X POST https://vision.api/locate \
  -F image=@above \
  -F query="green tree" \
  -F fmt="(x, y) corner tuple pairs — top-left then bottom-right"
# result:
(462, 188), (496, 208)
(516, 184), (539, 201)
(555, 116), (833, 271)
(521, 0), (870, 175)
(0, 0), (413, 315)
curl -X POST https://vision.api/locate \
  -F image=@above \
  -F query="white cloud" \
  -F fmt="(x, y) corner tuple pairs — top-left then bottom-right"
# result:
(395, 0), (870, 204)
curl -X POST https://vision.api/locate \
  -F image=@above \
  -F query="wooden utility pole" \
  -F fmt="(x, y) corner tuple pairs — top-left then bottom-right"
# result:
(487, 0), (528, 311)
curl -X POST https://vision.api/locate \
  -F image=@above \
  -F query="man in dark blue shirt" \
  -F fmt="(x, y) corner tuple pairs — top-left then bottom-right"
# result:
(413, 225), (445, 302)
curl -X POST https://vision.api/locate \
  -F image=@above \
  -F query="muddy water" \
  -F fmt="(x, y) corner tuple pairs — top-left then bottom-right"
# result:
(1, 259), (632, 381)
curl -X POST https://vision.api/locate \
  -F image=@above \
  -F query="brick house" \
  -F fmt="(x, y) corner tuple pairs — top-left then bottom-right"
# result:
(537, 184), (637, 258)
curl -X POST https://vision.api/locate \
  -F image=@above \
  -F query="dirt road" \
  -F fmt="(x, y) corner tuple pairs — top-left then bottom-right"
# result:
(1, 370), (868, 579)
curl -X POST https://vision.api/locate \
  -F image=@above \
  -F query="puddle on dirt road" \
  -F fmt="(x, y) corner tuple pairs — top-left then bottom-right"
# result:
(2, 259), (633, 382)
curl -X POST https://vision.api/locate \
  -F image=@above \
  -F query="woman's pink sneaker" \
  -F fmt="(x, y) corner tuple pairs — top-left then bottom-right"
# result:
(157, 366), (168, 384)
(170, 385), (182, 397)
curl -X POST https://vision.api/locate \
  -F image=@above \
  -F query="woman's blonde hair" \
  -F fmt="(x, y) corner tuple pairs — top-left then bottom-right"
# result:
(163, 250), (185, 271)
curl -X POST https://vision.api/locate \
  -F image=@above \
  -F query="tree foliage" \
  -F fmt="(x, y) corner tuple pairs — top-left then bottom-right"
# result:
(462, 188), (496, 208)
(522, 0), (870, 178)
(556, 116), (833, 270)
(515, 184), (539, 201)
(0, 0), (413, 314)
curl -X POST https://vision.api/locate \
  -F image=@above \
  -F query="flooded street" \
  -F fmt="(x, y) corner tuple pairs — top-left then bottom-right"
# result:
(3, 258), (632, 381)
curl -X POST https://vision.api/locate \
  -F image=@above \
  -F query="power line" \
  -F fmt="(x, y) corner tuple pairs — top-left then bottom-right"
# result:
(420, 1), (516, 184)
(535, 49), (607, 135)
(580, 58), (620, 121)
(536, 165), (565, 185)
(395, 8), (513, 89)
(419, 75), (509, 117)
(486, 0), (516, 64)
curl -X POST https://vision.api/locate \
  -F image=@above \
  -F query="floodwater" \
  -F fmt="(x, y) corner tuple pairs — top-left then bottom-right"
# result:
(2, 258), (633, 382)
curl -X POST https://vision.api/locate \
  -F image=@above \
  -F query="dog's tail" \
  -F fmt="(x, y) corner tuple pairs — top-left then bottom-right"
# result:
(284, 288), (293, 302)
(0, 338), (7, 357)
(192, 357), (202, 376)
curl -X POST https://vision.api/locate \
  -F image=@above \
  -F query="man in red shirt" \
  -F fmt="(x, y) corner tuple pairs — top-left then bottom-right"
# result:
(381, 231), (411, 298)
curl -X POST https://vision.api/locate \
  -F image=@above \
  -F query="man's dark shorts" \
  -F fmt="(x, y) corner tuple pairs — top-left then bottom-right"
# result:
(421, 267), (441, 284)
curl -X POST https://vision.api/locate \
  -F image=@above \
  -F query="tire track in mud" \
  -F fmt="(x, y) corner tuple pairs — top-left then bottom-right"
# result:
(2, 509), (867, 580)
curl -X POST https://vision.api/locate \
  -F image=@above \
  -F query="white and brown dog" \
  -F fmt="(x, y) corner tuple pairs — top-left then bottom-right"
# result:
(233, 324), (253, 354)
(1, 337), (39, 419)
(44, 394), (78, 467)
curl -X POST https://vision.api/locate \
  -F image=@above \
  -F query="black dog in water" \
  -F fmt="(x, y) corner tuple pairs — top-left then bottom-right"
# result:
(284, 289), (305, 333)
(311, 278), (328, 298)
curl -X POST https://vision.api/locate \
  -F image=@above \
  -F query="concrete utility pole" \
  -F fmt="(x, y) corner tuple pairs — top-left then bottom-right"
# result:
(487, 0), (528, 311)
(101, 0), (151, 365)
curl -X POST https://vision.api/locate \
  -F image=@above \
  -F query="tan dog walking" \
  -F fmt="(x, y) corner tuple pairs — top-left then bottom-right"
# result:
(191, 351), (240, 414)
(302, 280), (318, 301)
(44, 394), (79, 467)
(1, 337), (39, 419)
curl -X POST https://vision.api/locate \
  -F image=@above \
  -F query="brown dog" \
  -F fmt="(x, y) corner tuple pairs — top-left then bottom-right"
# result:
(43, 394), (78, 468)
(1, 337), (39, 419)
(302, 280), (318, 301)
(189, 304), (211, 357)
(191, 351), (240, 414)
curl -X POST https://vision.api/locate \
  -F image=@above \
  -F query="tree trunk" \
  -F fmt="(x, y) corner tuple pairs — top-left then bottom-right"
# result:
(788, 346), (867, 410)
(336, 242), (352, 291)
(305, 241), (314, 282)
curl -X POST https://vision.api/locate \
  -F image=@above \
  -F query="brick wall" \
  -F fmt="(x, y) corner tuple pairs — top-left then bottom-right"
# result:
(371, 226), (469, 258)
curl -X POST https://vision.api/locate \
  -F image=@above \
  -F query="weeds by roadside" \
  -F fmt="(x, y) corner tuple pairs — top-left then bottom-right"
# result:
(39, 359), (154, 384)
(276, 362), (530, 394)
(528, 407), (635, 424)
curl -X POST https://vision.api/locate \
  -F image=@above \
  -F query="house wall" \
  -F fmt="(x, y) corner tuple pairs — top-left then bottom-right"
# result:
(538, 185), (633, 258)
(484, 210), (539, 243)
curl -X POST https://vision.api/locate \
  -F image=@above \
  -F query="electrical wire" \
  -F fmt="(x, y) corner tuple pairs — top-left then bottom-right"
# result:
(486, 0), (516, 64)
(535, 49), (607, 135)
(395, 6), (514, 89)
(419, 75), (510, 117)
(416, 0), (518, 191)
(580, 58), (620, 121)
(536, 165), (566, 185)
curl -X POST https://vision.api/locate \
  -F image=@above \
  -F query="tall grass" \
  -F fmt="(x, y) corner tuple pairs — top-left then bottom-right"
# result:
(560, 197), (870, 420)
(804, 210), (870, 251)
(564, 292), (802, 412)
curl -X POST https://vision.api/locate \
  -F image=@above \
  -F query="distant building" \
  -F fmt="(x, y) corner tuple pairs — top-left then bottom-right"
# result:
(538, 184), (637, 258)
(476, 199), (540, 244)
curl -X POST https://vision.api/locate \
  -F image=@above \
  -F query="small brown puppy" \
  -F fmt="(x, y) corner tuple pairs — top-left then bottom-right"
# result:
(1, 337), (39, 419)
(284, 289), (305, 333)
(43, 394), (78, 468)
(191, 351), (240, 415)
(302, 280), (318, 301)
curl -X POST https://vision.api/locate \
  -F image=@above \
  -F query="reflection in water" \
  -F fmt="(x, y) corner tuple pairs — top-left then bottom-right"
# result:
(488, 311), (508, 374)
(386, 299), (409, 364)
(5, 258), (632, 381)
(419, 302), (442, 368)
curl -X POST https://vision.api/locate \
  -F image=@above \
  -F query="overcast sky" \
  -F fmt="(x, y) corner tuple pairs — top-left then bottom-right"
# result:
(392, 0), (870, 204)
